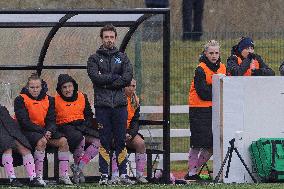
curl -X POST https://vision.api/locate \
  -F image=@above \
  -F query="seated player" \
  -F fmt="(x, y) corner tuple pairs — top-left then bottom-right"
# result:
(111, 79), (148, 184)
(0, 104), (44, 187)
(55, 74), (100, 184)
(14, 73), (72, 185)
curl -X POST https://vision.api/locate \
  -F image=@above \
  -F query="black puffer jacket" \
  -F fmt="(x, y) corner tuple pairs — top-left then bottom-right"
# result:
(14, 81), (57, 135)
(227, 45), (275, 76)
(0, 105), (32, 153)
(279, 61), (284, 76)
(0, 105), (32, 166)
(87, 46), (133, 108)
(189, 54), (222, 148)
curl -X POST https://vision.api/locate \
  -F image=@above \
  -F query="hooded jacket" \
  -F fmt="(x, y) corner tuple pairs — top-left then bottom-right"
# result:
(227, 45), (275, 76)
(14, 81), (56, 134)
(87, 46), (133, 108)
(55, 74), (94, 128)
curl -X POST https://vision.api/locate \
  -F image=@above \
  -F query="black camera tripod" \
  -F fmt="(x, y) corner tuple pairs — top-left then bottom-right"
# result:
(214, 138), (257, 183)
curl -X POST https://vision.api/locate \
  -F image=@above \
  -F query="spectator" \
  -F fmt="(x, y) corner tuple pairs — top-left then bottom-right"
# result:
(227, 37), (275, 76)
(0, 105), (43, 187)
(186, 40), (226, 180)
(87, 24), (134, 185)
(14, 73), (72, 185)
(144, 0), (169, 8)
(279, 61), (284, 76)
(55, 74), (100, 184)
(111, 79), (148, 184)
(182, 0), (204, 41)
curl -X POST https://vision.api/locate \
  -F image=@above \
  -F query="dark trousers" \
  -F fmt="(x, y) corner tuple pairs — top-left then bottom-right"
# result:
(96, 106), (128, 175)
(145, 0), (169, 8)
(182, 0), (204, 40)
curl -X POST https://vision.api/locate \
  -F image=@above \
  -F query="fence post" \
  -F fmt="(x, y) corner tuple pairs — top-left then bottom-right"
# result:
(135, 29), (142, 96)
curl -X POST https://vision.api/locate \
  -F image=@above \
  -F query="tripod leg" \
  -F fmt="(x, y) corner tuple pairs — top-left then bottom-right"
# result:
(225, 146), (234, 178)
(214, 147), (231, 183)
(197, 163), (206, 175)
(234, 148), (257, 183)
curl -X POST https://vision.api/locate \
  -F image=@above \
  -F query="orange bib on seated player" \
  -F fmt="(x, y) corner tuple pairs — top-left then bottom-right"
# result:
(237, 56), (260, 76)
(188, 62), (226, 108)
(20, 94), (49, 128)
(55, 92), (85, 125)
(126, 94), (139, 129)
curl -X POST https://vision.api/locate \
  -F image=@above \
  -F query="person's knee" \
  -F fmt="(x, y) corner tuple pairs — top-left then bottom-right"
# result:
(135, 141), (146, 153)
(16, 142), (31, 155)
(93, 138), (101, 147)
(36, 137), (47, 150)
(130, 136), (146, 153)
(58, 137), (69, 151)
(3, 148), (12, 154)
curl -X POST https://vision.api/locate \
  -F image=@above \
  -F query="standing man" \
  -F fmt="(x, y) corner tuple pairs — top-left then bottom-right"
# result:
(182, 0), (204, 41)
(87, 24), (133, 185)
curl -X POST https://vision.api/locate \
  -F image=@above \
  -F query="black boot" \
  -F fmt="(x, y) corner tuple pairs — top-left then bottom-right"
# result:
(184, 173), (202, 181)
(29, 177), (46, 187)
(10, 178), (24, 187)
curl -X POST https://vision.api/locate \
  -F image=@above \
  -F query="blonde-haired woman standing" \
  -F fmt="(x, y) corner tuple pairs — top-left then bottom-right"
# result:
(186, 40), (226, 180)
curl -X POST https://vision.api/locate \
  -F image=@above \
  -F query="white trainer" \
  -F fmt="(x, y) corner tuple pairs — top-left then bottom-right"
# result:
(79, 171), (85, 183)
(99, 174), (109, 185)
(71, 164), (81, 184)
(59, 176), (73, 185)
(37, 177), (47, 186)
(109, 176), (121, 185)
(120, 175), (135, 185)
(136, 175), (148, 183)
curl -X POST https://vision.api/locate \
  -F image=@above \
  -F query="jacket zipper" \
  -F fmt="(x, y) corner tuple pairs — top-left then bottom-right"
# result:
(108, 53), (114, 108)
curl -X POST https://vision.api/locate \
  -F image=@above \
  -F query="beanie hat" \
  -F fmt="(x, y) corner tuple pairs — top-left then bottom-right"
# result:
(237, 37), (254, 53)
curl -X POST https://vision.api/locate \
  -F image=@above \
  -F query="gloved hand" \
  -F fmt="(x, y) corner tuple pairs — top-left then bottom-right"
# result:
(251, 69), (263, 76)
(247, 53), (256, 60)
(111, 74), (120, 82)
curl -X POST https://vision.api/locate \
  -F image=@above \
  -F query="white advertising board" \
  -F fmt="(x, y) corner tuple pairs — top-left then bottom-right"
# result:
(212, 75), (284, 183)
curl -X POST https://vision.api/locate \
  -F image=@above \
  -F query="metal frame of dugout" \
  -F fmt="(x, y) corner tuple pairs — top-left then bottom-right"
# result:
(0, 9), (171, 184)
